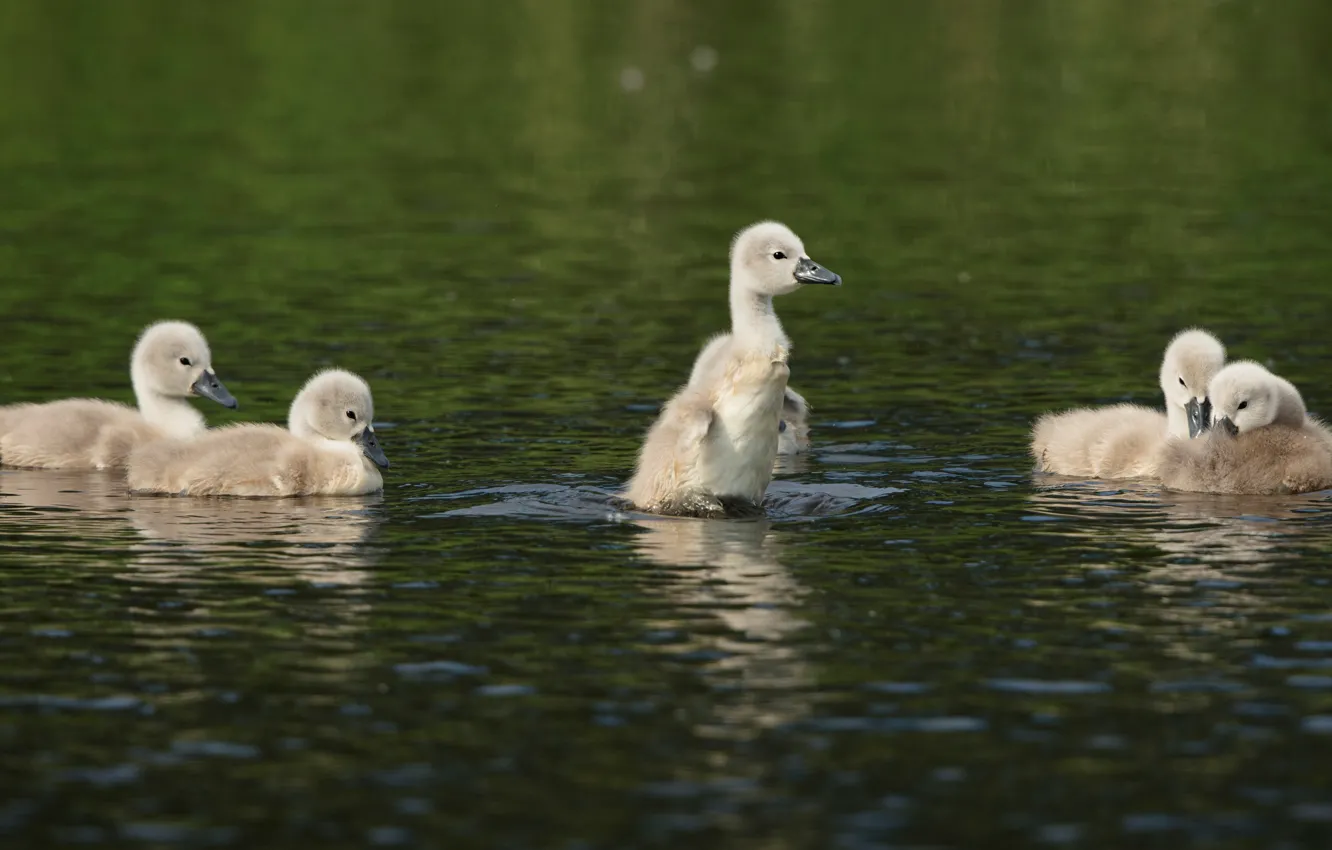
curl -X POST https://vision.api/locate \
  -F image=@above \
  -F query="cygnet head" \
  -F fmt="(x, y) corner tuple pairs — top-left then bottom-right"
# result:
(288, 369), (390, 468)
(730, 221), (841, 297)
(1207, 360), (1306, 437)
(1158, 328), (1225, 438)
(131, 320), (238, 408)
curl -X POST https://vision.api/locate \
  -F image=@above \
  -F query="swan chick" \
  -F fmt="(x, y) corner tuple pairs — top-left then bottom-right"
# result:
(1159, 361), (1332, 495)
(1159, 328), (1228, 439)
(688, 333), (812, 456)
(779, 386), (811, 455)
(626, 221), (839, 517)
(127, 369), (389, 498)
(0, 320), (237, 470)
(1031, 328), (1225, 478)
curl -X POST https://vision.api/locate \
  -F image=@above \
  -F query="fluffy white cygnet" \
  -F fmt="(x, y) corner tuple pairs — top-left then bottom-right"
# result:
(688, 333), (812, 456)
(0, 320), (237, 470)
(1031, 328), (1225, 479)
(127, 369), (389, 497)
(625, 221), (840, 517)
(1158, 361), (1332, 495)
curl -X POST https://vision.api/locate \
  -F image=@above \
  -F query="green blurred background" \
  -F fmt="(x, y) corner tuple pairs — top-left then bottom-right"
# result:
(3, 0), (1329, 465)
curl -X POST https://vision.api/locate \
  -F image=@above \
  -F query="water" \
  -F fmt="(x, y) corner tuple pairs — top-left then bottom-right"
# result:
(3, 1), (1332, 846)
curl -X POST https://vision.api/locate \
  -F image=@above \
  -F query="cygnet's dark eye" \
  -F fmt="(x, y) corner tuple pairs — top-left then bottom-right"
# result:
(346, 410), (357, 420)
(180, 357), (191, 366)
(1237, 401), (1248, 411)
(1178, 376), (1186, 387)
(772, 251), (786, 260)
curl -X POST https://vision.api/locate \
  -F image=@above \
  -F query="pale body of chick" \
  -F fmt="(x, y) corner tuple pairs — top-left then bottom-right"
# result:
(1031, 328), (1225, 479)
(0, 320), (237, 470)
(127, 369), (389, 497)
(688, 334), (812, 456)
(626, 221), (840, 517)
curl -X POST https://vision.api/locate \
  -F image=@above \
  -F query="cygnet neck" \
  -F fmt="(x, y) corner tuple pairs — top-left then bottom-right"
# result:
(1165, 401), (1190, 440)
(288, 403), (320, 440)
(728, 270), (790, 355)
(1273, 380), (1308, 428)
(288, 403), (349, 449)
(132, 370), (205, 440)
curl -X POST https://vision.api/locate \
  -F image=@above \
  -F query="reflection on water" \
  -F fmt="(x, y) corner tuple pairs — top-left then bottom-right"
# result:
(1028, 480), (1332, 662)
(120, 496), (384, 676)
(1027, 478), (1332, 568)
(771, 452), (812, 477)
(632, 517), (805, 641)
(0, 467), (384, 581)
(425, 482), (832, 729)
(0, 468), (132, 548)
(124, 495), (383, 582)
(630, 516), (812, 734)
(0, 468), (126, 512)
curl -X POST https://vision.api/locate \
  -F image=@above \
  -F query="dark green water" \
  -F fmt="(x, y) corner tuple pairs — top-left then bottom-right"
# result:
(3, 1), (1332, 847)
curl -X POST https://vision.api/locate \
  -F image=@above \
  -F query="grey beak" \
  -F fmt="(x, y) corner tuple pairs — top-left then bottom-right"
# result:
(191, 370), (238, 409)
(1185, 397), (1211, 438)
(793, 256), (841, 286)
(1215, 416), (1239, 438)
(356, 427), (390, 469)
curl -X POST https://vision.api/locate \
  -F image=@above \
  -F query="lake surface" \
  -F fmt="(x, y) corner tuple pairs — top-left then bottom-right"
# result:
(3, 1), (1332, 847)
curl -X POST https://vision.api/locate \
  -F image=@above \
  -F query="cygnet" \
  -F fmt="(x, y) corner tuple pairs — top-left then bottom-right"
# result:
(1158, 361), (1332, 495)
(1031, 328), (1225, 478)
(778, 387), (811, 455)
(127, 369), (389, 497)
(0, 320), (237, 470)
(625, 221), (840, 517)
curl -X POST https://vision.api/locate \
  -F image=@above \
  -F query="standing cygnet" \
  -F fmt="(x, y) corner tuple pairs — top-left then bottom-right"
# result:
(1158, 361), (1332, 495)
(625, 221), (840, 517)
(688, 334), (812, 456)
(0, 320), (237, 470)
(128, 369), (389, 498)
(1031, 328), (1226, 479)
